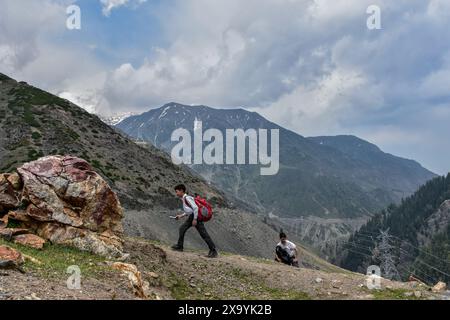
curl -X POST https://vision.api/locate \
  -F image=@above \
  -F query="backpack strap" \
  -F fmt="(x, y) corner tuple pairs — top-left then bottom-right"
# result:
(184, 197), (192, 209)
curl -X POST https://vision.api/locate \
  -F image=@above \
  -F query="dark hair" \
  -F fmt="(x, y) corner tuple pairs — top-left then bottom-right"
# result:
(174, 184), (187, 193)
(279, 232), (287, 239)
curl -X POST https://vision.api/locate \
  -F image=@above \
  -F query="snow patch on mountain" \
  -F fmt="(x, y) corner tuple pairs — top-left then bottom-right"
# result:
(99, 112), (137, 126)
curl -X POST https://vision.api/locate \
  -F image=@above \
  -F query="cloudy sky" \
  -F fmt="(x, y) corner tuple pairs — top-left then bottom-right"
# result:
(1, 0), (450, 174)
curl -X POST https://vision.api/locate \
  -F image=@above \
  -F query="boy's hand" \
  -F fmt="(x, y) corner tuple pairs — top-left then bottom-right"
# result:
(175, 214), (183, 220)
(192, 219), (198, 227)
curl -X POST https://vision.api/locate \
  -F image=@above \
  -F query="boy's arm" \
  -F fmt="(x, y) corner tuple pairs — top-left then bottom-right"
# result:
(177, 212), (188, 219)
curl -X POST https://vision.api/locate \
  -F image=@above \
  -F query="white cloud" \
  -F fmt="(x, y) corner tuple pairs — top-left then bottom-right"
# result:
(0, 0), (66, 74)
(253, 67), (369, 135)
(99, 0), (147, 16)
(1, 0), (450, 173)
(0, 0), (109, 112)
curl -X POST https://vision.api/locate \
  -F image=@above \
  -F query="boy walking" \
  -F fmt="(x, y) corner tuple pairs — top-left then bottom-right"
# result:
(171, 184), (218, 258)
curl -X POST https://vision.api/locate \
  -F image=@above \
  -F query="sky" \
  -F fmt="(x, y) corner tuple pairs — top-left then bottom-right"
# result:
(1, 0), (450, 174)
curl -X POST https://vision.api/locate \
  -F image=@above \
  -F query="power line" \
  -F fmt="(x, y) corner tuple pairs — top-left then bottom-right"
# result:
(344, 243), (441, 285)
(345, 242), (374, 254)
(413, 256), (450, 278)
(357, 231), (450, 280)
(396, 264), (437, 286)
(394, 248), (442, 284)
(345, 248), (373, 259)
(346, 247), (438, 285)
(356, 230), (450, 266)
(349, 231), (445, 283)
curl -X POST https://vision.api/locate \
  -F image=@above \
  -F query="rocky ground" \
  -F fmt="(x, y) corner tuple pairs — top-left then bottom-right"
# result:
(1, 237), (448, 300)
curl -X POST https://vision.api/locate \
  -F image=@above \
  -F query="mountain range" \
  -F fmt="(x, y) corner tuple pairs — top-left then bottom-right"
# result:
(117, 103), (435, 220)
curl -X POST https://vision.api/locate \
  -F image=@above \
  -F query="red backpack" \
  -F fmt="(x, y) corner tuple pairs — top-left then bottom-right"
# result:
(184, 195), (213, 222)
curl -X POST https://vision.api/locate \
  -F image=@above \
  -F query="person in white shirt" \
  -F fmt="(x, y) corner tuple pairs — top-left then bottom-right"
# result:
(171, 184), (218, 258)
(275, 232), (299, 267)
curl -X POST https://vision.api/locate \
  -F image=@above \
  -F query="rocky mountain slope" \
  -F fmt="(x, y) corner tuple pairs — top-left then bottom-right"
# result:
(341, 174), (450, 286)
(0, 72), (286, 259)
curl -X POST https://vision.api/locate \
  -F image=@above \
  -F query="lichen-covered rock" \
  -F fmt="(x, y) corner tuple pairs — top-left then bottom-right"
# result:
(0, 227), (29, 241)
(7, 173), (22, 190)
(111, 262), (151, 299)
(0, 155), (124, 257)
(13, 234), (46, 250)
(0, 173), (21, 211)
(432, 281), (447, 293)
(0, 245), (24, 269)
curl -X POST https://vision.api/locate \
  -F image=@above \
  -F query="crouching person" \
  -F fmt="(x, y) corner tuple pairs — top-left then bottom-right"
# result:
(275, 232), (299, 268)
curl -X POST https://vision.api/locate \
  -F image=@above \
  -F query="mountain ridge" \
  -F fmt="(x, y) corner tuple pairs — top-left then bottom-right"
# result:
(117, 102), (436, 218)
(115, 102), (436, 257)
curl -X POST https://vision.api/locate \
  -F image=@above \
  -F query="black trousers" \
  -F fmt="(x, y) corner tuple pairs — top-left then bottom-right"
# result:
(276, 246), (299, 267)
(177, 215), (216, 251)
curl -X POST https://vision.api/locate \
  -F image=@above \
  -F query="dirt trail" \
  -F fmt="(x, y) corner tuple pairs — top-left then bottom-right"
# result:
(125, 238), (441, 300)
(0, 238), (445, 300)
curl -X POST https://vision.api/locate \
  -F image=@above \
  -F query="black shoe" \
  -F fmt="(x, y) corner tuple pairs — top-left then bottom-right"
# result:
(171, 245), (183, 252)
(207, 250), (218, 258)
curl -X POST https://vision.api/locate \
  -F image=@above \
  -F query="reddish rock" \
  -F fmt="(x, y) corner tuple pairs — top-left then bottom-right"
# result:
(16, 156), (124, 257)
(0, 245), (24, 266)
(13, 234), (46, 250)
(0, 156), (124, 257)
(0, 174), (20, 211)
(0, 228), (30, 240)
(7, 173), (22, 190)
(6, 210), (30, 223)
(0, 214), (8, 228)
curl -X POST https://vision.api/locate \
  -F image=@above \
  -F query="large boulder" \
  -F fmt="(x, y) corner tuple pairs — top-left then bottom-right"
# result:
(0, 156), (124, 257)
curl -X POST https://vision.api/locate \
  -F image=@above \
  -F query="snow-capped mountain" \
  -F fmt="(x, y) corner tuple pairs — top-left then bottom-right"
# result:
(99, 112), (137, 126)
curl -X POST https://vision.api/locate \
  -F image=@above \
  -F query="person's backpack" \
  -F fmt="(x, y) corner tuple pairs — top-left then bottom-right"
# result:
(184, 195), (213, 222)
